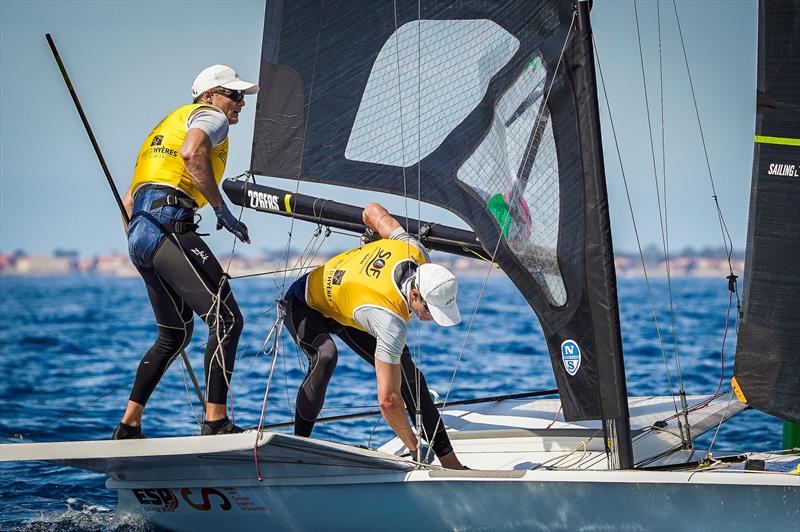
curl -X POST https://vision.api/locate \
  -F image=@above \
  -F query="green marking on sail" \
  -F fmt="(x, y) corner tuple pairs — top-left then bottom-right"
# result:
(525, 55), (542, 71)
(487, 193), (511, 238)
(754, 135), (800, 147)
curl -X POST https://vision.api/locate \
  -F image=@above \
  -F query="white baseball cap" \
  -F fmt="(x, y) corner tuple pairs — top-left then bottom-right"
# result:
(417, 263), (462, 327)
(191, 64), (259, 98)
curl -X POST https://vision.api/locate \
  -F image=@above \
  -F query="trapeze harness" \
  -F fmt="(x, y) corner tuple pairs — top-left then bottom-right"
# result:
(283, 238), (454, 458)
(125, 104), (242, 406)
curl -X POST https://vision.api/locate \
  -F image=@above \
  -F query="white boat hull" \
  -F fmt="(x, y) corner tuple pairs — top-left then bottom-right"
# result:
(3, 395), (798, 531)
(112, 466), (798, 532)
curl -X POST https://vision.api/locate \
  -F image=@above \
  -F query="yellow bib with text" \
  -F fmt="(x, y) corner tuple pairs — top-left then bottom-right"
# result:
(306, 239), (428, 331)
(129, 104), (229, 207)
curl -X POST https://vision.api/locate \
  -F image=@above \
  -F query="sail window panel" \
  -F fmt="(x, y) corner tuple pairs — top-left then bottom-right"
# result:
(457, 53), (566, 306)
(345, 19), (519, 167)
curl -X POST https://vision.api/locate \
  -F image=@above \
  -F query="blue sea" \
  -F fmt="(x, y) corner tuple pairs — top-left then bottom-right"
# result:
(0, 274), (784, 530)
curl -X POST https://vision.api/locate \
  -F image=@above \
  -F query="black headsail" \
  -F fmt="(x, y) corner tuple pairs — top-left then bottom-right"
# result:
(246, 0), (632, 464)
(733, 0), (800, 425)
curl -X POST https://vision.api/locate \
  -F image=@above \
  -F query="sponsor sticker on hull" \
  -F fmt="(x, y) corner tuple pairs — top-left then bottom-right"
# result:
(131, 486), (266, 513)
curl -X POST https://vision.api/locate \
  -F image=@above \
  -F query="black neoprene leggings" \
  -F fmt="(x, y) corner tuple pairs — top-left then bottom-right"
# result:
(283, 296), (454, 458)
(129, 231), (243, 406)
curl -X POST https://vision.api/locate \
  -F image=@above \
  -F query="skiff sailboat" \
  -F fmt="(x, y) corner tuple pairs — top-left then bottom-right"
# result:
(2, 0), (798, 530)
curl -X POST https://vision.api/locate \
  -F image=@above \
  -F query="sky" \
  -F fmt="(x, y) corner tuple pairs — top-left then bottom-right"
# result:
(0, 0), (757, 257)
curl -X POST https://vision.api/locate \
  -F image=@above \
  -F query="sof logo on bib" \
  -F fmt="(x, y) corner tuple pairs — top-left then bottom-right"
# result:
(561, 339), (581, 376)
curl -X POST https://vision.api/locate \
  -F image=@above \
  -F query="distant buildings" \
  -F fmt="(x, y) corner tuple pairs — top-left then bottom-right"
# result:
(5, 254), (76, 275)
(0, 248), (744, 279)
(0, 252), (138, 277)
(614, 254), (744, 278)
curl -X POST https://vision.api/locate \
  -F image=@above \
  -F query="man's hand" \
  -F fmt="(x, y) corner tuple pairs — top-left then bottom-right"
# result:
(362, 203), (402, 239)
(214, 202), (250, 243)
(375, 360), (418, 452)
(360, 227), (379, 245)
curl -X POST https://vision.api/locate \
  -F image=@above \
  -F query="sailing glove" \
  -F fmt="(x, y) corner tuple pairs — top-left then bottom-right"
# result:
(214, 203), (250, 244)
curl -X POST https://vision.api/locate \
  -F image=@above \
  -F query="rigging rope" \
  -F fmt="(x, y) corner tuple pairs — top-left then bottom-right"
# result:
(9, 378), (135, 440)
(703, 391), (734, 462)
(670, 0), (741, 405)
(391, 0), (432, 459)
(593, 1), (745, 449)
(411, 0), (427, 462)
(671, 1), (737, 265)
(654, 0), (686, 408)
(180, 356), (203, 430)
(224, 0), (332, 452)
(421, 12), (577, 465)
(253, 305), (284, 480)
(228, 264), (322, 281)
(630, 0), (688, 443)
(592, 35), (682, 423)
(270, 0), (327, 305)
(634, 0), (686, 393)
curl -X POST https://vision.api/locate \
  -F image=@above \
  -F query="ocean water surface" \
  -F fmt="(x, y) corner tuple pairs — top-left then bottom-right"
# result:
(0, 274), (783, 530)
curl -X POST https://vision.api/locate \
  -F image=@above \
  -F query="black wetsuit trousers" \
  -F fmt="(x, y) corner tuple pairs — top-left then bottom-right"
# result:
(129, 231), (243, 406)
(282, 296), (454, 457)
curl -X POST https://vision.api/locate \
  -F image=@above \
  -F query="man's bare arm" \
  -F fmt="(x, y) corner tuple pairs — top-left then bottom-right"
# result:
(375, 359), (418, 452)
(122, 187), (134, 233)
(179, 128), (250, 243)
(363, 203), (401, 239)
(180, 128), (225, 209)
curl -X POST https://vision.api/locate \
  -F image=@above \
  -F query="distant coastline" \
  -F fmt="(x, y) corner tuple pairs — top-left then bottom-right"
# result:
(0, 247), (744, 279)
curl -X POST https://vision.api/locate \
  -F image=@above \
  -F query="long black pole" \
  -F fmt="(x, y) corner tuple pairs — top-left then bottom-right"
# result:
(45, 34), (129, 224)
(259, 388), (559, 430)
(45, 34), (206, 409)
(222, 178), (487, 259)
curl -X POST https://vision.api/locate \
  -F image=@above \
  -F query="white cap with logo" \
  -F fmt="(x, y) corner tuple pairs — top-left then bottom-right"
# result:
(417, 263), (462, 327)
(191, 64), (259, 98)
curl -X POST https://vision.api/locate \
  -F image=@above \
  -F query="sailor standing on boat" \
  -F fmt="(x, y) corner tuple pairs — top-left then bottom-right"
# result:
(112, 65), (258, 439)
(283, 203), (466, 469)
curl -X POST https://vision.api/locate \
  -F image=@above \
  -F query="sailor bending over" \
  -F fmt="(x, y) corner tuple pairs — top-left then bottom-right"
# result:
(112, 65), (257, 439)
(283, 204), (466, 469)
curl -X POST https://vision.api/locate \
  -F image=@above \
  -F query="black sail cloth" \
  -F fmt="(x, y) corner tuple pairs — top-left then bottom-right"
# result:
(249, 0), (628, 423)
(734, 0), (800, 424)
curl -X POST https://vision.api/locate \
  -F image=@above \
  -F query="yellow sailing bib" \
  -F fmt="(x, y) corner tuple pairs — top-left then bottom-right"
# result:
(129, 104), (229, 208)
(306, 239), (428, 331)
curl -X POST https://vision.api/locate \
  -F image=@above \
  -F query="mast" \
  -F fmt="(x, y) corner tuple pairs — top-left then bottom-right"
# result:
(574, 0), (634, 469)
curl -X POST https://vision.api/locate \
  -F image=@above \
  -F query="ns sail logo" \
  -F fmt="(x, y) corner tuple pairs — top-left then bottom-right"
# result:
(561, 339), (581, 376)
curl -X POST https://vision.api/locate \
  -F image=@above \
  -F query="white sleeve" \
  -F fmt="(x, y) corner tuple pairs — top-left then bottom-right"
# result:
(186, 108), (229, 147)
(353, 306), (408, 365)
(388, 227), (431, 262)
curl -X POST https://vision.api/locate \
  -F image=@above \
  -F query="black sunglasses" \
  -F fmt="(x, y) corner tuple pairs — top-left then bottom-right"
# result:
(411, 278), (431, 313)
(211, 87), (245, 102)
(421, 297), (430, 313)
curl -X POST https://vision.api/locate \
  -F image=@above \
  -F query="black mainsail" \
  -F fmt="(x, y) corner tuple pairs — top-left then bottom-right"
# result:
(236, 0), (632, 463)
(733, 0), (800, 425)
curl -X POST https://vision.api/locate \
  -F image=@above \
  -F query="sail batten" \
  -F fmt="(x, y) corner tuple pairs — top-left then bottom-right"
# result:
(250, 0), (630, 427)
